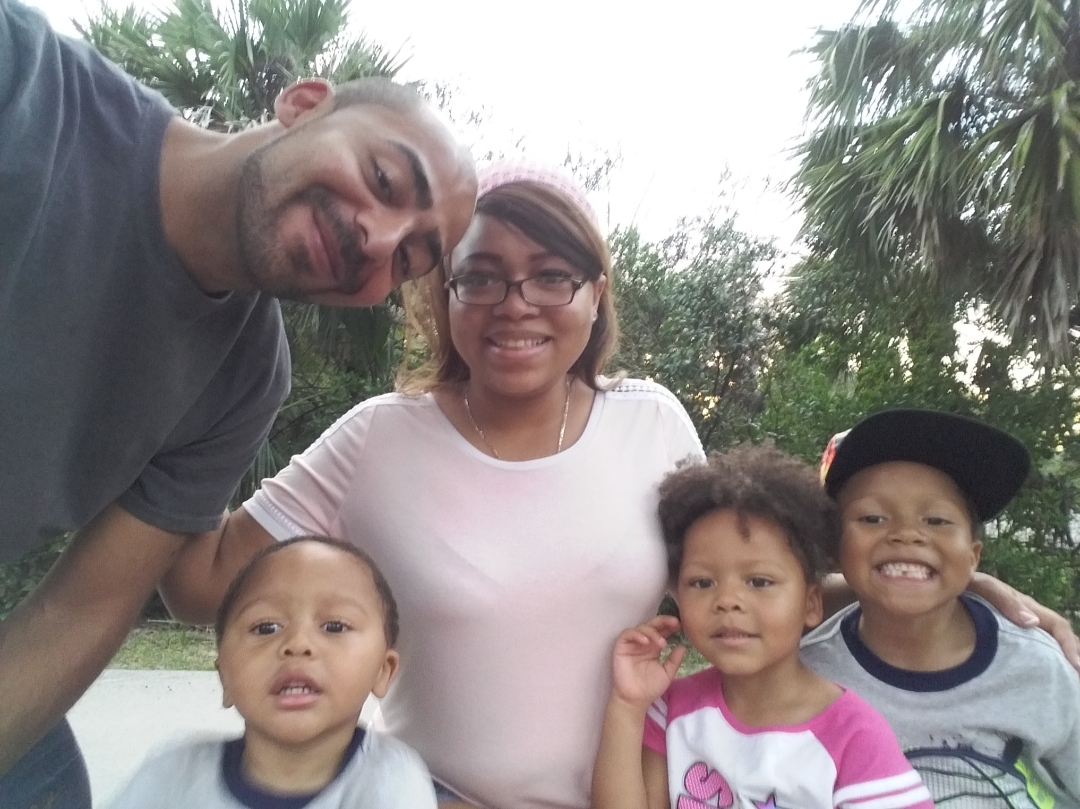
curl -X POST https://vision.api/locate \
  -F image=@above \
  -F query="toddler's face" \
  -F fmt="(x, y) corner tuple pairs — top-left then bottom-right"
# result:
(838, 461), (981, 620)
(675, 509), (822, 681)
(216, 542), (399, 750)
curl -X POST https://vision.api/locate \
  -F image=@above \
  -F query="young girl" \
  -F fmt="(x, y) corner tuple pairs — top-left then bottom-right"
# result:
(591, 446), (933, 809)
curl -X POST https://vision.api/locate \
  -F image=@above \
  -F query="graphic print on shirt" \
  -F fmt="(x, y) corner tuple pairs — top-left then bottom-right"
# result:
(677, 762), (734, 809)
(906, 743), (1055, 809)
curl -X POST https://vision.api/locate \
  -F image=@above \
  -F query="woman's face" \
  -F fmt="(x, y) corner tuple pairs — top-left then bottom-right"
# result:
(447, 213), (605, 400)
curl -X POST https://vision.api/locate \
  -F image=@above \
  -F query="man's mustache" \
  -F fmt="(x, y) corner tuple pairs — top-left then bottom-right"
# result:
(309, 187), (369, 295)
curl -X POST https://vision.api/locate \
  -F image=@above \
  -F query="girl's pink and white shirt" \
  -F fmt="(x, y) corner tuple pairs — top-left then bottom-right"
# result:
(643, 668), (934, 809)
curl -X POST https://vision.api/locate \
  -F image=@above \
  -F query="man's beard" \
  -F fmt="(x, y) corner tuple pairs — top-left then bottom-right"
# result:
(236, 148), (371, 301)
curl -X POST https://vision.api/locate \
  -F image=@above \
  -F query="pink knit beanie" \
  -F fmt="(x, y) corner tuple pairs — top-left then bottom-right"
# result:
(476, 158), (598, 226)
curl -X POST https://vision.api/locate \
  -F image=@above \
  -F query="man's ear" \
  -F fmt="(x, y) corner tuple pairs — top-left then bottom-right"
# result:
(274, 78), (335, 128)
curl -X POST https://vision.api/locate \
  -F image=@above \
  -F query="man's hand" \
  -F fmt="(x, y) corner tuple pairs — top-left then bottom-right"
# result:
(969, 571), (1080, 673)
(0, 505), (185, 775)
(610, 615), (686, 710)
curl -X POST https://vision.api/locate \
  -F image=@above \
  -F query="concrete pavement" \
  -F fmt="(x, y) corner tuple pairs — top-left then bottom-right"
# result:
(68, 670), (242, 807)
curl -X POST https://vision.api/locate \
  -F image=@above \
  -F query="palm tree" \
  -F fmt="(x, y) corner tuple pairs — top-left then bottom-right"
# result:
(793, 0), (1080, 364)
(77, 0), (409, 498)
(77, 0), (403, 129)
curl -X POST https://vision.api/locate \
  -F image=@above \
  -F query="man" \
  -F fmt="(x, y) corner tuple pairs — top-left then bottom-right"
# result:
(0, 0), (477, 804)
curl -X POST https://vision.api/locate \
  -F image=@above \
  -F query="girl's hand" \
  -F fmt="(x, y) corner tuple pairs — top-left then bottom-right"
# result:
(610, 615), (687, 708)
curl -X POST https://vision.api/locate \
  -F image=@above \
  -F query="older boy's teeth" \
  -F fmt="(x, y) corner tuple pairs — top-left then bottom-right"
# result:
(878, 562), (933, 579)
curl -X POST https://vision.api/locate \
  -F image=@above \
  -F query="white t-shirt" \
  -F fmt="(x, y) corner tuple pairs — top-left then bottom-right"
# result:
(246, 379), (704, 809)
(109, 728), (436, 808)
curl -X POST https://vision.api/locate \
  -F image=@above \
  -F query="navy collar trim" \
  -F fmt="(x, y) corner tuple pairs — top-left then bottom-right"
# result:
(221, 727), (364, 809)
(840, 594), (998, 691)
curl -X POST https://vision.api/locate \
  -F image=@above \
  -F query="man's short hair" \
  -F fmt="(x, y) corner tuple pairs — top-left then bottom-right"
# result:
(331, 76), (425, 116)
(215, 535), (400, 647)
(658, 445), (840, 585)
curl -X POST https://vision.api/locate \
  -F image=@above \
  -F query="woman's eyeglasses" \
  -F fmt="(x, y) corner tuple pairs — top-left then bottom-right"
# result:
(446, 274), (587, 306)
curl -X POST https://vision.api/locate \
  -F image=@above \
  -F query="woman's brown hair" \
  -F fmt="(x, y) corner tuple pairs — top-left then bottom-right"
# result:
(398, 180), (618, 393)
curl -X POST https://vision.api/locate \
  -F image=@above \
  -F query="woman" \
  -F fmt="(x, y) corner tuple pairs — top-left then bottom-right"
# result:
(164, 161), (1078, 808)
(164, 160), (704, 808)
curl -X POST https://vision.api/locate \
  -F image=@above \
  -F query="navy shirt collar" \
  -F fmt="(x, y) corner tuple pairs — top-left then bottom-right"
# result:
(841, 593), (998, 691)
(221, 727), (365, 808)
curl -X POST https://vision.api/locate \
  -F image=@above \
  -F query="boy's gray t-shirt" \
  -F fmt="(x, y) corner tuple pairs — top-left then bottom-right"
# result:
(0, 0), (290, 561)
(800, 595), (1080, 808)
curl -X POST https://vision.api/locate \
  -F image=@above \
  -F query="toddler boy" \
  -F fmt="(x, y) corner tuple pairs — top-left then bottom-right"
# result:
(111, 536), (437, 808)
(802, 409), (1080, 808)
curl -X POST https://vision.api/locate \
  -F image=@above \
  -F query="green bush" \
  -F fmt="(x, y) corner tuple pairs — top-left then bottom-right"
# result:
(0, 535), (67, 619)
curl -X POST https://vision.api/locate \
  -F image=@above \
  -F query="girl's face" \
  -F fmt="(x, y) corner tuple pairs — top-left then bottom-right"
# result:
(447, 214), (604, 401)
(675, 509), (823, 682)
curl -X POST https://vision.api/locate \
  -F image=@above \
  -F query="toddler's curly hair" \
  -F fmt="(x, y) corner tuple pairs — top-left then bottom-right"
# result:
(658, 445), (839, 585)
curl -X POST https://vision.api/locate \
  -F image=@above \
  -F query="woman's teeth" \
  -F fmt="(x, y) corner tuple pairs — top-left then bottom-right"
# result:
(491, 337), (547, 349)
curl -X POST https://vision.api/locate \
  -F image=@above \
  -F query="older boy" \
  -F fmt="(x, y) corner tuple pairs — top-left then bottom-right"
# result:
(802, 409), (1080, 808)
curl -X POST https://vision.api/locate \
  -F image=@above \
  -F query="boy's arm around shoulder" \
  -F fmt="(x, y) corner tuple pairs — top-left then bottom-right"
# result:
(159, 507), (275, 625)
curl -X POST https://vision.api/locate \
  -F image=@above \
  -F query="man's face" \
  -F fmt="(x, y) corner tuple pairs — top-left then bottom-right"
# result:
(237, 102), (476, 306)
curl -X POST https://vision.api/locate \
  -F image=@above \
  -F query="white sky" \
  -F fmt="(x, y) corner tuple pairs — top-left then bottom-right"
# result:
(33, 0), (863, 254)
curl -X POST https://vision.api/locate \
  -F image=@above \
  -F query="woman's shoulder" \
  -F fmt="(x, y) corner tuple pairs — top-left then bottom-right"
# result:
(602, 376), (683, 408)
(601, 377), (701, 447)
(300, 391), (438, 453)
(323, 391), (435, 427)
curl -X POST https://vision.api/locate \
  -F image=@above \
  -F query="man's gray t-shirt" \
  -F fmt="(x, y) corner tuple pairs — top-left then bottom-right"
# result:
(800, 595), (1080, 808)
(0, 0), (290, 561)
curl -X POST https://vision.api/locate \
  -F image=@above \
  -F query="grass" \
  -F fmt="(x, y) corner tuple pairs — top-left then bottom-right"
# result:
(109, 620), (217, 671)
(111, 619), (710, 677)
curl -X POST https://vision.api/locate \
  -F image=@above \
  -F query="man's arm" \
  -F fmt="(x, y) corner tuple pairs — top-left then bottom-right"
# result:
(158, 507), (275, 626)
(0, 504), (186, 775)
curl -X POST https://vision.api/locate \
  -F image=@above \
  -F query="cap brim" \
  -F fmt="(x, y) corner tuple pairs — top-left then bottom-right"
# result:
(823, 409), (1030, 521)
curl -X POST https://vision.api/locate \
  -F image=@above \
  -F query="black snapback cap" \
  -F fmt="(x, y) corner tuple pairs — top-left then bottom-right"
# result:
(819, 409), (1031, 521)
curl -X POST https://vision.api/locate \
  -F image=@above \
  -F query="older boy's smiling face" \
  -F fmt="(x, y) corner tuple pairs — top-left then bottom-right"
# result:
(839, 461), (981, 621)
(216, 543), (399, 752)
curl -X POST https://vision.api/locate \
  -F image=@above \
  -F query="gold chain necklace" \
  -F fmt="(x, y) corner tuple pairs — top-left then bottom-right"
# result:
(464, 378), (572, 461)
